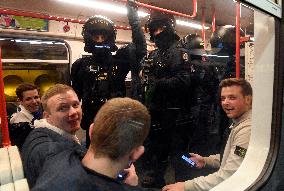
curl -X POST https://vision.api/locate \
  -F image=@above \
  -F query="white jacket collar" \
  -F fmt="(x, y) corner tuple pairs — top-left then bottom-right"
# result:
(19, 105), (34, 121)
(34, 119), (80, 144)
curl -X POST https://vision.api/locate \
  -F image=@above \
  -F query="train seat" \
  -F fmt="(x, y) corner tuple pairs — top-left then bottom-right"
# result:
(0, 146), (29, 191)
(0, 147), (13, 185)
(7, 146), (24, 182)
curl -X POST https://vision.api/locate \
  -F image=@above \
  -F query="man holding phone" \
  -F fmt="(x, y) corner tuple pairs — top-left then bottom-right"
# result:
(32, 98), (156, 191)
(162, 78), (252, 191)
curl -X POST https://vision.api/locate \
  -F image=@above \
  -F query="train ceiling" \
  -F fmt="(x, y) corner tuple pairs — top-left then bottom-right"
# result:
(0, 0), (254, 36)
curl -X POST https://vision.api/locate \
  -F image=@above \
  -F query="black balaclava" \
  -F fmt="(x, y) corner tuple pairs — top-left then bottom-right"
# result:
(91, 42), (112, 59)
(153, 28), (177, 50)
(147, 13), (180, 50)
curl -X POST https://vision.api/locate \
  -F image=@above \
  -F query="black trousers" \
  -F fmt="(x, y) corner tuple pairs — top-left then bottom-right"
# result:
(141, 108), (191, 187)
(81, 100), (105, 148)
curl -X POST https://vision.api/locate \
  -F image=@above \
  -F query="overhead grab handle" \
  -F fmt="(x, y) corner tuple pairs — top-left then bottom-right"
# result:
(114, 0), (197, 19)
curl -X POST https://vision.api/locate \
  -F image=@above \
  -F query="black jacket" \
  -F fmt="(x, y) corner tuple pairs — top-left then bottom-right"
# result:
(143, 40), (192, 111)
(71, 5), (146, 103)
(21, 128), (84, 188)
(32, 150), (156, 191)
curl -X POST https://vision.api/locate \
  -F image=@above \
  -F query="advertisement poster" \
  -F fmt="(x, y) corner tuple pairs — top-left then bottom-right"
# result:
(0, 14), (48, 31)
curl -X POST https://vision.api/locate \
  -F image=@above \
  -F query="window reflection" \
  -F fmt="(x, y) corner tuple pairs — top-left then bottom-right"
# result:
(1, 37), (69, 103)
(1, 38), (67, 60)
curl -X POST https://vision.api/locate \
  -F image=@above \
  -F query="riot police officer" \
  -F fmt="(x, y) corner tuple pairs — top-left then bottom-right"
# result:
(140, 11), (192, 188)
(71, 0), (146, 147)
(179, 34), (221, 180)
(210, 26), (246, 156)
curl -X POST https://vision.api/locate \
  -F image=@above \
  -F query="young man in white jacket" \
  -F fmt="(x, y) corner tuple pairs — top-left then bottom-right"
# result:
(163, 78), (252, 191)
(10, 83), (41, 124)
(9, 83), (42, 149)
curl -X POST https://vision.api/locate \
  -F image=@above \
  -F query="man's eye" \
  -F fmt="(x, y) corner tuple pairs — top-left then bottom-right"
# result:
(58, 106), (69, 111)
(229, 96), (236, 100)
(73, 103), (80, 108)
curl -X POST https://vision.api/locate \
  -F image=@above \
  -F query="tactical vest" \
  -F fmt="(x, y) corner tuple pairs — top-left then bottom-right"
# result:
(73, 56), (119, 104)
(141, 40), (192, 110)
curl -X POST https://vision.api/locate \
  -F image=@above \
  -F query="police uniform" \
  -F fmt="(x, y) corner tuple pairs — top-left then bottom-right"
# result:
(188, 60), (220, 150)
(184, 110), (251, 191)
(140, 12), (192, 187)
(71, 3), (146, 146)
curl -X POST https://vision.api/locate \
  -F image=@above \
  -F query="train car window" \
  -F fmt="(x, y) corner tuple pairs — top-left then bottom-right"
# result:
(1, 36), (70, 104)
(1, 38), (68, 60)
(211, 2), (279, 191)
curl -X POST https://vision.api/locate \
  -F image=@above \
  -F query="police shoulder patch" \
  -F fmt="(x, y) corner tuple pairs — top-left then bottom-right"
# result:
(182, 52), (189, 62)
(234, 145), (247, 158)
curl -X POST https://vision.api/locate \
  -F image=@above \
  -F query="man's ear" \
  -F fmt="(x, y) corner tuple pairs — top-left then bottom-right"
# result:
(130, 146), (145, 162)
(17, 98), (22, 105)
(43, 111), (49, 120)
(89, 123), (94, 141)
(245, 95), (252, 108)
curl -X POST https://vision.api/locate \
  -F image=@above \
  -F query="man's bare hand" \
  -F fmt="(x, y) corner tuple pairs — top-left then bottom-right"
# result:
(124, 164), (138, 186)
(162, 182), (185, 191)
(189, 153), (205, 169)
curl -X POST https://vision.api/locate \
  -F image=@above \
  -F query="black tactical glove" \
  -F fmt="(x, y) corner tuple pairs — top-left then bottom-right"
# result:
(127, 0), (138, 26)
(127, 0), (138, 9)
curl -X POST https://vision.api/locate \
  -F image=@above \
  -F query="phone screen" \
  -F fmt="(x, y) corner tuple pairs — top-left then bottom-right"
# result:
(116, 161), (132, 181)
(117, 171), (128, 181)
(182, 154), (196, 167)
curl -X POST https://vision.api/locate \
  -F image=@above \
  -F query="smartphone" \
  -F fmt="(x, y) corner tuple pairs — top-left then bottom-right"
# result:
(116, 161), (132, 181)
(117, 171), (128, 181)
(182, 154), (196, 167)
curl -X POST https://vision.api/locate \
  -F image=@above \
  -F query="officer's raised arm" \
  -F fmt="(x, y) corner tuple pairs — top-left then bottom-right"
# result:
(126, 0), (147, 61)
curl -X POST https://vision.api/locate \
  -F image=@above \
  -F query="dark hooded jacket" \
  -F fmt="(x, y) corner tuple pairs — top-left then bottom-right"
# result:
(21, 123), (85, 188)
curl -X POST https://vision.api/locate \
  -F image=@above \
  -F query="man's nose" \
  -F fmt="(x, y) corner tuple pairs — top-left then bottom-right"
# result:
(69, 106), (78, 116)
(222, 98), (229, 104)
(31, 98), (37, 103)
(97, 36), (104, 42)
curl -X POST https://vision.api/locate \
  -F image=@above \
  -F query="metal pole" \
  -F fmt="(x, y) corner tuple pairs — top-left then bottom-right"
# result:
(235, 0), (240, 78)
(113, 0), (197, 18)
(212, 6), (216, 33)
(201, 7), (206, 49)
(0, 47), (11, 147)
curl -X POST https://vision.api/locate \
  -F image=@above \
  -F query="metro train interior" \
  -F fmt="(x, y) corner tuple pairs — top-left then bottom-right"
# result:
(0, 0), (284, 190)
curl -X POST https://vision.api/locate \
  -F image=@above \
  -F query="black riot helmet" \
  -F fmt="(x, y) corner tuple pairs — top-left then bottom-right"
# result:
(82, 15), (118, 53)
(146, 11), (180, 45)
(182, 34), (204, 50)
(210, 26), (244, 55)
(182, 34), (206, 60)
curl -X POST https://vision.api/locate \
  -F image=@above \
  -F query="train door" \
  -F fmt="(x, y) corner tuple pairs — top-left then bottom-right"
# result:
(211, 1), (283, 191)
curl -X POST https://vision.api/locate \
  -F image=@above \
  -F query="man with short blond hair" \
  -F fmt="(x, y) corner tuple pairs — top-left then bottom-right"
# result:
(32, 97), (154, 191)
(22, 84), (84, 188)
